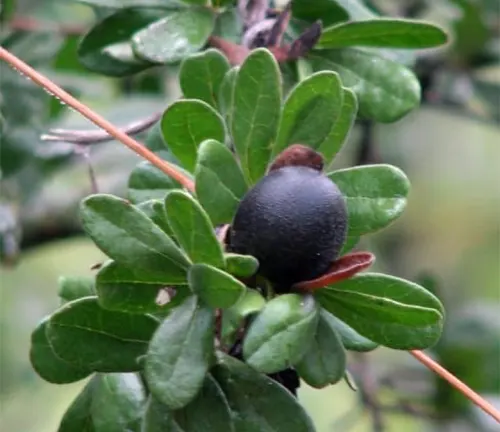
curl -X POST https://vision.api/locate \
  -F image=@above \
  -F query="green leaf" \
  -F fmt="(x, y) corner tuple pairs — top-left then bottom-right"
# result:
(93, 260), (184, 286)
(295, 310), (346, 388)
(221, 289), (266, 344)
(333, 0), (377, 20)
(142, 375), (235, 432)
(224, 253), (259, 278)
(174, 374), (235, 431)
(213, 8), (243, 43)
(58, 376), (98, 432)
(161, 100), (225, 172)
(145, 120), (169, 153)
(339, 235), (359, 255)
(317, 88), (357, 163)
(322, 310), (378, 352)
(132, 9), (215, 64)
(30, 317), (92, 384)
(272, 71), (343, 163)
(317, 19), (448, 49)
(315, 273), (445, 350)
(80, 194), (189, 283)
(128, 161), (182, 204)
(212, 353), (315, 432)
(309, 48), (420, 122)
(243, 294), (319, 374)
(136, 199), (173, 237)
(142, 397), (180, 432)
(188, 263), (245, 309)
(327, 164), (410, 237)
(95, 261), (189, 314)
(46, 297), (159, 372)
(58, 276), (95, 304)
(231, 49), (281, 184)
(291, 0), (349, 27)
(218, 67), (238, 126)
(91, 373), (146, 432)
(180, 49), (230, 109)
(165, 190), (225, 268)
(195, 139), (248, 226)
(145, 296), (214, 410)
(78, 8), (162, 76)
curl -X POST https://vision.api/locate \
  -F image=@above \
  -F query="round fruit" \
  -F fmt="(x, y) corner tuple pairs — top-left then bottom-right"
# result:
(229, 166), (348, 291)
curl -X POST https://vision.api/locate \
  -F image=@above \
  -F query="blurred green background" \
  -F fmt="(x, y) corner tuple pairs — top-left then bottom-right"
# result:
(1, 0), (499, 431)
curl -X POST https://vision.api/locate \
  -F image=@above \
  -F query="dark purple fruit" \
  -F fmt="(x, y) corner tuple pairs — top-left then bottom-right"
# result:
(229, 166), (348, 290)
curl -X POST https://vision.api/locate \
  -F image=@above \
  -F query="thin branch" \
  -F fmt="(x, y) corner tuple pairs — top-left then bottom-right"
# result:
(41, 112), (161, 145)
(0, 47), (195, 193)
(8, 17), (86, 35)
(410, 350), (500, 423)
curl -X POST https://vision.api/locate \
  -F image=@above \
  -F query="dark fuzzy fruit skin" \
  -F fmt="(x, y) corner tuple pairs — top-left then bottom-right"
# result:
(229, 166), (348, 291)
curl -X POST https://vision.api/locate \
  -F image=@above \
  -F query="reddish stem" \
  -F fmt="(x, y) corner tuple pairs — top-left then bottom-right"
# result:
(411, 350), (500, 423)
(293, 252), (375, 291)
(0, 47), (195, 193)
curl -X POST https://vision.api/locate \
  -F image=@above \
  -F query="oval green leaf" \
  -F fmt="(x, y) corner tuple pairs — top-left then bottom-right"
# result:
(165, 190), (225, 268)
(317, 19), (448, 49)
(58, 376), (98, 432)
(161, 100), (225, 172)
(174, 374), (235, 431)
(327, 164), (410, 237)
(231, 49), (281, 184)
(46, 297), (159, 372)
(272, 71), (343, 163)
(224, 253), (259, 278)
(145, 296), (214, 410)
(58, 276), (95, 304)
(294, 310), (346, 388)
(317, 87), (358, 163)
(218, 67), (238, 125)
(309, 48), (420, 122)
(132, 9), (215, 64)
(95, 261), (189, 314)
(142, 396), (180, 432)
(180, 49), (230, 109)
(322, 310), (378, 352)
(78, 8), (162, 76)
(80, 194), (189, 282)
(243, 294), (319, 374)
(136, 199), (174, 237)
(91, 373), (146, 432)
(195, 139), (248, 226)
(30, 317), (93, 384)
(291, 0), (349, 27)
(221, 288), (266, 345)
(315, 273), (445, 350)
(212, 353), (315, 432)
(188, 263), (245, 309)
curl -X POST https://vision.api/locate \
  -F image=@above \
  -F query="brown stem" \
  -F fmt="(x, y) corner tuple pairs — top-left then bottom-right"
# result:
(41, 112), (161, 145)
(410, 350), (500, 423)
(0, 47), (194, 193)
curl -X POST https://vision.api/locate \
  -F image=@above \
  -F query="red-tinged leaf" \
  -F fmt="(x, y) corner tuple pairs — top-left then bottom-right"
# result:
(293, 251), (375, 291)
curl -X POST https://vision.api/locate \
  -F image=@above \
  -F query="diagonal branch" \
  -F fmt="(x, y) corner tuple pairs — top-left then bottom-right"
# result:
(411, 350), (500, 423)
(0, 47), (194, 193)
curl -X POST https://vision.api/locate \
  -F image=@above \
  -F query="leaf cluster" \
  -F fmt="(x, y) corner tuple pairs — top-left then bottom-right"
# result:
(30, 38), (445, 430)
